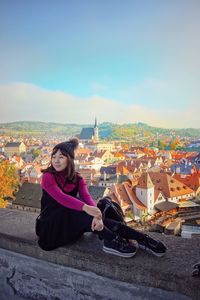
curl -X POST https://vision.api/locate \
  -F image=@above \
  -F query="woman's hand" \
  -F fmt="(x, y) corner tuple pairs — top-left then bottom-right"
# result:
(82, 204), (102, 219)
(91, 217), (104, 232)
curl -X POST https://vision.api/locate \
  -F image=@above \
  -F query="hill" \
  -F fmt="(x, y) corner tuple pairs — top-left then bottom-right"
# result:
(0, 121), (200, 140)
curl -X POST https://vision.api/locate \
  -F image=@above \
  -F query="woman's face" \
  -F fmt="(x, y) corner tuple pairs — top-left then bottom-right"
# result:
(51, 149), (68, 172)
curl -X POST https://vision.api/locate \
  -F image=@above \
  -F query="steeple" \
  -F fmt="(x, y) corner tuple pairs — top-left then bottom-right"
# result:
(93, 116), (99, 142)
(94, 116), (97, 128)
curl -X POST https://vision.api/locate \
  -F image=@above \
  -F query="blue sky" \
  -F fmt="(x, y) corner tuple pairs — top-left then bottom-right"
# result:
(0, 0), (199, 128)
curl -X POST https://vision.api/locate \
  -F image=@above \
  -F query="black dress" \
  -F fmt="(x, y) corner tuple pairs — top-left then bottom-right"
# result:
(37, 183), (94, 251)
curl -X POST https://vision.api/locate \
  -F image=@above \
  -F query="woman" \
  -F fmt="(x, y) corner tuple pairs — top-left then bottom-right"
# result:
(36, 138), (167, 258)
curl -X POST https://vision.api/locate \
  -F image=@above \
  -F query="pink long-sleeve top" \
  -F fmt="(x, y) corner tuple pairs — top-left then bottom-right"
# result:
(41, 172), (97, 211)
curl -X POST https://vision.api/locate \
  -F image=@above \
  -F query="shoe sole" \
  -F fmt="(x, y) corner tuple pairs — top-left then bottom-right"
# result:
(103, 246), (137, 258)
(139, 244), (166, 257)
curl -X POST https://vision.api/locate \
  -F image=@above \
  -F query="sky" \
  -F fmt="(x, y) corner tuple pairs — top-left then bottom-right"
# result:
(0, 0), (199, 128)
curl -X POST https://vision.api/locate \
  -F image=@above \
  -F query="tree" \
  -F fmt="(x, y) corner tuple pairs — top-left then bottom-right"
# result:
(170, 137), (181, 150)
(30, 148), (42, 159)
(158, 139), (167, 150)
(0, 160), (19, 208)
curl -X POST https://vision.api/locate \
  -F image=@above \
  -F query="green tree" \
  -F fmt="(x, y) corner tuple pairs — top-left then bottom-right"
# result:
(31, 148), (42, 159)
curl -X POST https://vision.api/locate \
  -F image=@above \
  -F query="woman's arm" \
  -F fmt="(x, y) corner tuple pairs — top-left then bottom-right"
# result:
(42, 173), (85, 211)
(78, 177), (97, 207)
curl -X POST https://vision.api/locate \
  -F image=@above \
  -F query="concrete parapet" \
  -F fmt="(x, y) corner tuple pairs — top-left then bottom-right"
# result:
(0, 248), (191, 300)
(0, 208), (199, 300)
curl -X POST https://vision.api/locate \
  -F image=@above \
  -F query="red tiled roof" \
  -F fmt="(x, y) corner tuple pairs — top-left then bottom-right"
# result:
(123, 182), (146, 209)
(116, 183), (132, 207)
(76, 148), (92, 154)
(173, 173), (200, 192)
(109, 181), (146, 210)
(143, 172), (194, 198)
(137, 173), (154, 189)
(154, 189), (162, 201)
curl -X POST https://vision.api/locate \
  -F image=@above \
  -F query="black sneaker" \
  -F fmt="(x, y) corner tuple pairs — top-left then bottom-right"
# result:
(103, 236), (137, 258)
(138, 234), (167, 257)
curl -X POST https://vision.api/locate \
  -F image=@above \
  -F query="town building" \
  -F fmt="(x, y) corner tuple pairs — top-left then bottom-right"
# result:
(11, 182), (42, 212)
(109, 171), (198, 221)
(79, 117), (99, 143)
(4, 142), (26, 157)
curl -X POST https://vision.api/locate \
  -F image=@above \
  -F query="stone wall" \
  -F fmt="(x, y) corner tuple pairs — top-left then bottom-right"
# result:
(0, 208), (199, 300)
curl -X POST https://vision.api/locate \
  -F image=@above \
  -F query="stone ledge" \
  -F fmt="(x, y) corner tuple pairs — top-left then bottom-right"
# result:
(0, 208), (199, 300)
(0, 248), (190, 300)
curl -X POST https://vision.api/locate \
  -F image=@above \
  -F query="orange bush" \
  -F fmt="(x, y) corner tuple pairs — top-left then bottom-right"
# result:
(0, 160), (19, 207)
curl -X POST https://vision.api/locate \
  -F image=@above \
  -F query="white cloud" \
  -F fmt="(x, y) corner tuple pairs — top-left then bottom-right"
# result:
(0, 82), (199, 128)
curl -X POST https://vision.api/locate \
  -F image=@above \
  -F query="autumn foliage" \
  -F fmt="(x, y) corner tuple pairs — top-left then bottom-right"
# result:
(0, 160), (19, 208)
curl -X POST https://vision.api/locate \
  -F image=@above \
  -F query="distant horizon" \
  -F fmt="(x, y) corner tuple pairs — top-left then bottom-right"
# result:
(0, 119), (200, 131)
(0, 1), (200, 128)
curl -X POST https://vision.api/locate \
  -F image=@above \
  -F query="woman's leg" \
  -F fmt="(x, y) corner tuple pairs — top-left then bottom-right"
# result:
(103, 218), (167, 257)
(68, 210), (137, 258)
(103, 218), (146, 240)
(69, 210), (144, 242)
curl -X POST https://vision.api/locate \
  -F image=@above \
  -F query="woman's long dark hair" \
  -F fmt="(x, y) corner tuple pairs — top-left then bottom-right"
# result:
(41, 147), (78, 183)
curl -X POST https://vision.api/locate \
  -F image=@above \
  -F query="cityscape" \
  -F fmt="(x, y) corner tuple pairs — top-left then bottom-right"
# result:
(0, 118), (200, 238)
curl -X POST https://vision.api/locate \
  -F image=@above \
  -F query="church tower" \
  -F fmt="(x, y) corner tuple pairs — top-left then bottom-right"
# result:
(93, 116), (99, 142)
(136, 173), (155, 213)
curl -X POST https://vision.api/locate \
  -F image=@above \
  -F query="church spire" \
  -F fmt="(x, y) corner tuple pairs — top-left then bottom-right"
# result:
(94, 116), (97, 128)
(93, 116), (99, 142)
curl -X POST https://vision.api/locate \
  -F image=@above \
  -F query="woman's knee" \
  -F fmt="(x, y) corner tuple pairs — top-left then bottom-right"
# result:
(70, 210), (93, 229)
